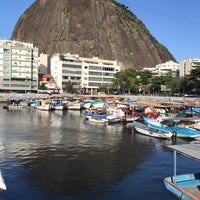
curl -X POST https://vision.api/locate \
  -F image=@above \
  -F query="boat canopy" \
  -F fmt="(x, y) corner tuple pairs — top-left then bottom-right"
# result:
(168, 143), (200, 160)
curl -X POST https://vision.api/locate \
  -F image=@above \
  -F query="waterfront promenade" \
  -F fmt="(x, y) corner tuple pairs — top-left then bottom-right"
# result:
(0, 92), (198, 105)
(0, 93), (200, 106)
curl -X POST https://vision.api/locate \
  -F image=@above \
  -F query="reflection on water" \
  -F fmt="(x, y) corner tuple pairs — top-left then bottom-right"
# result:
(0, 106), (192, 199)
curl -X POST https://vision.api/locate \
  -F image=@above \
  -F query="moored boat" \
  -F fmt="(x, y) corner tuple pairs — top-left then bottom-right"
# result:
(133, 121), (173, 139)
(67, 101), (83, 110)
(35, 99), (52, 111)
(51, 99), (67, 110)
(143, 116), (200, 140)
(3, 98), (25, 110)
(192, 107), (200, 113)
(27, 99), (37, 108)
(123, 114), (139, 122)
(85, 116), (107, 124)
(164, 143), (200, 200)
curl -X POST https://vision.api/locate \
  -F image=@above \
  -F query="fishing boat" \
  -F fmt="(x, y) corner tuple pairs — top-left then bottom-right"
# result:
(27, 99), (37, 107)
(105, 115), (121, 124)
(3, 104), (23, 110)
(133, 121), (173, 139)
(3, 98), (25, 110)
(143, 116), (200, 140)
(192, 107), (200, 113)
(164, 143), (200, 200)
(123, 114), (139, 122)
(51, 99), (66, 110)
(90, 100), (106, 109)
(35, 99), (52, 111)
(85, 116), (107, 124)
(85, 114), (121, 124)
(67, 101), (83, 110)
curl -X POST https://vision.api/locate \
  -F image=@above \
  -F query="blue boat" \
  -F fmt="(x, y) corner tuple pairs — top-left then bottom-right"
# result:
(143, 116), (200, 140)
(164, 143), (200, 200)
(27, 99), (37, 107)
(192, 107), (200, 113)
(51, 99), (67, 110)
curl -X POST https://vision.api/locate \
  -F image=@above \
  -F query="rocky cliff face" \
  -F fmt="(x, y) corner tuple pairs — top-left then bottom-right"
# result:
(11, 0), (176, 69)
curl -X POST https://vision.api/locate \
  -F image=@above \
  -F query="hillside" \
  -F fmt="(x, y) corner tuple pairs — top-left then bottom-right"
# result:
(11, 0), (176, 69)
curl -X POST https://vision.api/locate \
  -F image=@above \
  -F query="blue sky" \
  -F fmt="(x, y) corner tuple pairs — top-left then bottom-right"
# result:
(0, 0), (200, 63)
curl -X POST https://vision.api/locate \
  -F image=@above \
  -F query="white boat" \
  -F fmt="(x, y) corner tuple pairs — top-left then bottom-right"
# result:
(83, 102), (91, 109)
(91, 101), (106, 109)
(0, 170), (6, 190)
(3, 98), (26, 110)
(3, 104), (23, 110)
(85, 114), (121, 124)
(164, 143), (200, 199)
(133, 121), (173, 139)
(104, 115), (121, 124)
(86, 116), (107, 124)
(67, 101), (83, 110)
(35, 99), (52, 111)
(123, 115), (139, 122)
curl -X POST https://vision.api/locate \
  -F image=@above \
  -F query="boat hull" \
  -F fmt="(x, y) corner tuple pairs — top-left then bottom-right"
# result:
(164, 173), (200, 200)
(86, 117), (106, 124)
(133, 121), (173, 139)
(143, 117), (200, 139)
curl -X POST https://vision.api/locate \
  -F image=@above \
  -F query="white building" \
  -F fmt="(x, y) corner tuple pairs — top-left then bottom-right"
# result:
(143, 60), (179, 77)
(0, 40), (39, 92)
(51, 53), (120, 94)
(179, 58), (200, 77)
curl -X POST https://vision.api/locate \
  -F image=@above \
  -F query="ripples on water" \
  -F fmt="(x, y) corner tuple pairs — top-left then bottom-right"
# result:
(0, 105), (198, 199)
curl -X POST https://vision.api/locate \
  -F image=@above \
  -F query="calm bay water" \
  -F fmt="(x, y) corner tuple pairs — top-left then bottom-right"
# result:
(0, 104), (199, 200)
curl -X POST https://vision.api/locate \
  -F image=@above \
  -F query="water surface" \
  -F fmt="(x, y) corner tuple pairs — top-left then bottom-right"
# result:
(0, 106), (198, 199)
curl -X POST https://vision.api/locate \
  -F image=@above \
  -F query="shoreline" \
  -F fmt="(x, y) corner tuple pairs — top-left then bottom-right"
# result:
(0, 93), (198, 105)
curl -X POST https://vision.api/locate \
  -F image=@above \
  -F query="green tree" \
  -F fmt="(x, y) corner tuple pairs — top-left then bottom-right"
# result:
(39, 83), (46, 90)
(129, 77), (140, 94)
(168, 77), (184, 95)
(59, 54), (65, 60)
(187, 68), (200, 94)
(98, 84), (108, 93)
(162, 71), (173, 86)
(64, 80), (73, 93)
(112, 68), (140, 94)
(113, 72), (122, 90)
(137, 70), (153, 85)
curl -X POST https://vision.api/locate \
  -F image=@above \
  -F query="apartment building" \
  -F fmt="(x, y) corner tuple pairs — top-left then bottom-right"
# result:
(179, 58), (200, 77)
(0, 40), (39, 92)
(143, 60), (179, 77)
(51, 53), (120, 94)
